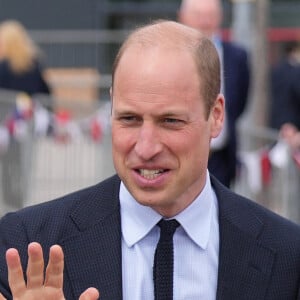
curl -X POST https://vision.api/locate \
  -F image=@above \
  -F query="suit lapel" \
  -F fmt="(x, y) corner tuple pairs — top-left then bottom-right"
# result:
(53, 174), (277, 299)
(212, 177), (276, 299)
(61, 176), (123, 300)
(216, 216), (275, 299)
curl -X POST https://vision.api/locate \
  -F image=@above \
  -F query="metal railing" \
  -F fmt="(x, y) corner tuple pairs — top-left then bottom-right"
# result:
(235, 122), (300, 224)
(0, 90), (114, 215)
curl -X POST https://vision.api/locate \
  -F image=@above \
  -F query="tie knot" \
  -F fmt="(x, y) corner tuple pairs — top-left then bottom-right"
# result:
(158, 219), (180, 236)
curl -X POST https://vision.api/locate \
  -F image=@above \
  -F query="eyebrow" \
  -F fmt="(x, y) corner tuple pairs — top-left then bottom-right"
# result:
(113, 109), (188, 117)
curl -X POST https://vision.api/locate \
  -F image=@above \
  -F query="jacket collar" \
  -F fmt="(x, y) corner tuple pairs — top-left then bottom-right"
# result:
(211, 176), (275, 299)
(59, 174), (276, 299)
(61, 175), (123, 300)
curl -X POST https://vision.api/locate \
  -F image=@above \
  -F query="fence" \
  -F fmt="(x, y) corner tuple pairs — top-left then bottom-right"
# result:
(0, 90), (115, 215)
(235, 121), (300, 224)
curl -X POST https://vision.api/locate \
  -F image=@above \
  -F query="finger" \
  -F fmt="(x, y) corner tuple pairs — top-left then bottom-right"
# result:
(26, 242), (44, 288)
(79, 287), (99, 300)
(0, 292), (7, 300)
(6, 248), (26, 297)
(44, 244), (64, 289)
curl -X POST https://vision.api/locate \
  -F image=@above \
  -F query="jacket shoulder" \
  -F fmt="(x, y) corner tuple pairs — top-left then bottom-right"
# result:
(0, 175), (121, 242)
(212, 175), (300, 248)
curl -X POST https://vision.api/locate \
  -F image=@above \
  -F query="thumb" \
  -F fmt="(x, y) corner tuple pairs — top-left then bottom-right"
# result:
(79, 287), (99, 300)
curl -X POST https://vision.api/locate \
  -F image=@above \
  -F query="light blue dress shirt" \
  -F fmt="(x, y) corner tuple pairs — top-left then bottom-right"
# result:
(120, 171), (219, 299)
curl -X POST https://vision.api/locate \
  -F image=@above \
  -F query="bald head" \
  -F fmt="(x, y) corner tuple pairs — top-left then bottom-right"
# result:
(178, 0), (223, 38)
(112, 20), (221, 117)
(113, 20), (204, 62)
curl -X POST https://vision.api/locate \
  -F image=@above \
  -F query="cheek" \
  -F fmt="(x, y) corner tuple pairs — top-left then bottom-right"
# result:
(112, 132), (125, 154)
(112, 126), (136, 154)
(180, 126), (211, 158)
(112, 129), (129, 171)
(164, 131), (201, 161)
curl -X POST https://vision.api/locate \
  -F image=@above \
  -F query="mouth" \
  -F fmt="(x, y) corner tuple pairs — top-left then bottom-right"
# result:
(137, 169), (166, 180)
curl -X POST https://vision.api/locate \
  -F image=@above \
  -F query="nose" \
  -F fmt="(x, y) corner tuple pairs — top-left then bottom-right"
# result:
(134, 122), (163, 161)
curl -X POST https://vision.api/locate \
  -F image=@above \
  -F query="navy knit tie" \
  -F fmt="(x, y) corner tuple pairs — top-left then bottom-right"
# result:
(153, 219), (180, 300)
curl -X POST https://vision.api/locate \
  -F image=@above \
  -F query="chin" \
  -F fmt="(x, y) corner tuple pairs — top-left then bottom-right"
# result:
(132, 190), (165, 207)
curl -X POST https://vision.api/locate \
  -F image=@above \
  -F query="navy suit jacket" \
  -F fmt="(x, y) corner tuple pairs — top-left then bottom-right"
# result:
(208, 41), (250, 186)
(0, 175), (299, 299)
(270, 59), (300, 130)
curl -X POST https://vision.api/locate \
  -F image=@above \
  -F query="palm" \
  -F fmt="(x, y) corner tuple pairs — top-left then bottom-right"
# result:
(8, 288), (65, 300)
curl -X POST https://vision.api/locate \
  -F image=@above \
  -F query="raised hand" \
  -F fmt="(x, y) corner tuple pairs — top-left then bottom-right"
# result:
(0, 242), (99, 300)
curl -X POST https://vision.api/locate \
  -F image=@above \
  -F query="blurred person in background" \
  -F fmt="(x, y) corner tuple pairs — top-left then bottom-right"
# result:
(278, 123), (300, 166)
(279, 123), (300, 150)
(0, 20), (50, 96)
(0, 20), (51, 214)
(178, 0), (250, 188)
(270, 41), (300, 131)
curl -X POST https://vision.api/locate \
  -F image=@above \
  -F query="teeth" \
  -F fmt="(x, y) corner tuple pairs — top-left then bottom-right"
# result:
(139, 169), (163, 179)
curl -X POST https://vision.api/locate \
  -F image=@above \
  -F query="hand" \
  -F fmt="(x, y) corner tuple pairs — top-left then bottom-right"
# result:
(0, 242), (99, 300)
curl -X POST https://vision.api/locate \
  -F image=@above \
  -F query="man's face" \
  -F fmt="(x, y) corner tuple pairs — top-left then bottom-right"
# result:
(111, 46), (223, 217)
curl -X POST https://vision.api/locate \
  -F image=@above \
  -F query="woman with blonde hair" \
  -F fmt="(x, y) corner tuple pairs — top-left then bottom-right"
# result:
(0, 20), (50, 95)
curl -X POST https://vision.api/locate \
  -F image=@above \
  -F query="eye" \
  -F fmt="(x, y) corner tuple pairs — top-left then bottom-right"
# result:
(162, 118), (185, 129)
(118, 115), (141, 126)
(121, 116), (136, 121)
(164, 118), (180, 123)
(164, 118), (182, 124)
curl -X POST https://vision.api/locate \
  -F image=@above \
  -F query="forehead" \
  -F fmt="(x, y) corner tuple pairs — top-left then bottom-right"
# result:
(112, 45), (204, 114)
(114, 44), (199, 87)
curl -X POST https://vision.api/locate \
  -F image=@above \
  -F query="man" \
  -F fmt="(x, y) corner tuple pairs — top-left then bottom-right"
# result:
(0, 20), (300, 300)
(270, 41), (300, 130)
(178, 0), (250, 187)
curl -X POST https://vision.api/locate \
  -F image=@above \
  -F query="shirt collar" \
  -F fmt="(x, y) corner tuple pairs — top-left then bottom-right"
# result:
(120, 170), (216, 250)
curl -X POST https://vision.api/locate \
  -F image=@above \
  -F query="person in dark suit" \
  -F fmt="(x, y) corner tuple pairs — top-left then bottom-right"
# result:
(270, 41), (300, 130)
(178, 0), (250, 187)
(0, 20), (299, 300)
(0, 20), (50, 96)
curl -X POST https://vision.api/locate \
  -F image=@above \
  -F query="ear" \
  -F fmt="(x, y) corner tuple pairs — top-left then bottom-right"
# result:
(109, 87), (113, 114)
(177, 10), (183, 23)
(109, 86), (113, 100)
(209, 94), (225, 138)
